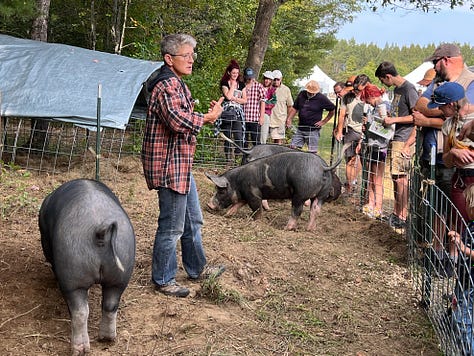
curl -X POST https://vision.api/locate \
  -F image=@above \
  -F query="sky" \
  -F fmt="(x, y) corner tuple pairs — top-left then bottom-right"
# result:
(337, 6), (474, 47)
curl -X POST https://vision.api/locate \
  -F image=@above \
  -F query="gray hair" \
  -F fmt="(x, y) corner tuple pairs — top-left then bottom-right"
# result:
(160, 34), (196, 57)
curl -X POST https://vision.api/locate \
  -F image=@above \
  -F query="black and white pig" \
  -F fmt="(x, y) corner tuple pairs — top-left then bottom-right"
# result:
(38, 179), (135, 356)
(206, 150), (343, 231)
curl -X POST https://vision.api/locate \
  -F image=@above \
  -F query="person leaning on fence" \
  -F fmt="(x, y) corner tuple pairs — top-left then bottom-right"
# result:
(285, 80), (335, 153)
(412, 67), (456, 274)
(141, 34), (225, 298)
(447, 183), (474, 355)
(435, 82), (474, 225)
(334, 75), (365, 197)
(215, 59), (247, 162)
(375, 61), (418, 229)
(360, 83), (394, 219)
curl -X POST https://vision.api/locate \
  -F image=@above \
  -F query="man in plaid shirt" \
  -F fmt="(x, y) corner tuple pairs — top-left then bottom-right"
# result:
(142, 34), (224, 297)
(243, 67), (266, 147)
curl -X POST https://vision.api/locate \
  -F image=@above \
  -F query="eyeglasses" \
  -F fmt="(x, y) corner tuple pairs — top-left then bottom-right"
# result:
(334, 90), (342, 95)
(170, 52), (197, 61)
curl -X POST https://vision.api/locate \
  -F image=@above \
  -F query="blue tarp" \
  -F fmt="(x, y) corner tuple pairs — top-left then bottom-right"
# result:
(0, 34), (161, 129)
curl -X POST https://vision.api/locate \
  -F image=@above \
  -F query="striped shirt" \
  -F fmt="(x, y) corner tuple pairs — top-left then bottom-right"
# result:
(141, 68), (204, 194)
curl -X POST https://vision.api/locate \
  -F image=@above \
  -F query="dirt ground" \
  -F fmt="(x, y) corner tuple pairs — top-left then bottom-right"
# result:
(1, 162), (440, 355)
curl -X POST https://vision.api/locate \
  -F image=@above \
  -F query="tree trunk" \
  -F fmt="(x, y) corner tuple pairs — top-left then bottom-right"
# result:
(90, 0), (97, 50)
(111, 0), (124, 54)
(246, 0), (285, 76)
(31, 0), (50, 42)
(30, 0), (51, 150)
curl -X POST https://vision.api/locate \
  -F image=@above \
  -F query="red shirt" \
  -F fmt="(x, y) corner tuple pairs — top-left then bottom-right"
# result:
(141, 73), (203, 194)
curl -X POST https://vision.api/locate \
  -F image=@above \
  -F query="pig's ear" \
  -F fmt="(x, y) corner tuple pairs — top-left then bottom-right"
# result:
(205, 172), (229, 188)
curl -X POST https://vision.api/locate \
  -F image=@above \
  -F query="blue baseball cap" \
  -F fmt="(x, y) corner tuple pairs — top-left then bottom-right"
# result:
(427, 82), (465, 109)
(244, 67), (255, 79)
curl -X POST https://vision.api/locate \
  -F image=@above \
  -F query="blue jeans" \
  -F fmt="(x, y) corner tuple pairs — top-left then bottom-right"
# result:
(453, 287), (474, 355)
(152, 175), (207, 286)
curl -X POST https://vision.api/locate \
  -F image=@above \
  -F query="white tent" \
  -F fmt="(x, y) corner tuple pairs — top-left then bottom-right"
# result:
(403, 62), (434, 90)
(294, 65), (336, 94)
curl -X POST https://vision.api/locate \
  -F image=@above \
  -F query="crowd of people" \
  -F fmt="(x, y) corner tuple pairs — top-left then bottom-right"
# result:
(330, 43), (474, 354)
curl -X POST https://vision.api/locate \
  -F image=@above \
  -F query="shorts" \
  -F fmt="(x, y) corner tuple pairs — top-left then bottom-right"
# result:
(270, 125), (286, 140)
(367, 146), (387, 163)
(343, 127), (362, 161)
(390, 141), (414, 176)
(290, 128), (321, 153)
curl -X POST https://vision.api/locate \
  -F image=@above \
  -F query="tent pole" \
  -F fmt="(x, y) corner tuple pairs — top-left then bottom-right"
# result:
(96, 83), (101, 181)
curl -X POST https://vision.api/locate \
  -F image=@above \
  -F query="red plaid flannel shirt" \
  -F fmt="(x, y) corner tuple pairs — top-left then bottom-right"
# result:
(141, 76), (204, 194)
(244, 81), (266, 122)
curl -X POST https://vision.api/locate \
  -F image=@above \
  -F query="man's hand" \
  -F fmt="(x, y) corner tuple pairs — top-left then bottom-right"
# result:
(204, 97), (224, 124)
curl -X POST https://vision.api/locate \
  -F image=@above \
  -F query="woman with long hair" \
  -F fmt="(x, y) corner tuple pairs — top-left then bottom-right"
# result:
(215, 59), (247, 162)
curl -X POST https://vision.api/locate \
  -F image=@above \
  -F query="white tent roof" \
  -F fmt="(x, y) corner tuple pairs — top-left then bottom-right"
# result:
(0, 34), (161, 129)
(294, 65), (336, 94)
(403, 62), (434, 90)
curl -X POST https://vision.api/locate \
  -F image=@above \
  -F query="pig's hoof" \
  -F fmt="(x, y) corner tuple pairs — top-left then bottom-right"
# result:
(262, 200), (270, 210)
(98, 334), (116, 343)
(284, 224), (297, 231)
(72, 343), (90, 355)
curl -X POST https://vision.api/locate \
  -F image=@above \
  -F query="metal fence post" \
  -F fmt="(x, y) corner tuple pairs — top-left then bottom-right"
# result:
(96, 83), (102, 181)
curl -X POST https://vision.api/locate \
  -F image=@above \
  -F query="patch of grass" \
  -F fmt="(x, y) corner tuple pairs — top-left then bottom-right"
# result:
(1, 163), (39, 219)
(199, 276), (244, 305)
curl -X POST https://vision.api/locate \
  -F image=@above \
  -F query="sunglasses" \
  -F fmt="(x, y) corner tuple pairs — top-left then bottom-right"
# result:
(432, 57), (450, 66)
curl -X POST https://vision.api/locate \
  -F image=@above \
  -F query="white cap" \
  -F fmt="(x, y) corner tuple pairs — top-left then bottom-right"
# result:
(272, 70), (282, 79)
(263, 70), (274, 80)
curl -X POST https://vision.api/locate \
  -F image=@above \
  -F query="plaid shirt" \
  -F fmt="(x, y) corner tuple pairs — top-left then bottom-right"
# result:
(141, 69), (204, 194)
(243, 81), (265, 122)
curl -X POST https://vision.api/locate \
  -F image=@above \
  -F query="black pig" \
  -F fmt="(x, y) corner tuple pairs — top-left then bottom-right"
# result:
(206, 149), (344, 231)
(39, 179), (135, 356)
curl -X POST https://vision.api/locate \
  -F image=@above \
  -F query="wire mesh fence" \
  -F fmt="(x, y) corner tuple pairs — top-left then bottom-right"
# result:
(2, 116), (473, 353)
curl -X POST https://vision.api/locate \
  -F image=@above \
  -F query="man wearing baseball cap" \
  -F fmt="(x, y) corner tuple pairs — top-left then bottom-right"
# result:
(269, 69), (294, 144)
(414, 43), (474, 119)
(243, 67), (266, 147)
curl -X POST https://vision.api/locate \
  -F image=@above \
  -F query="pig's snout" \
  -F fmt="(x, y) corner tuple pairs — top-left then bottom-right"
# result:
(207, 197), (219, 210)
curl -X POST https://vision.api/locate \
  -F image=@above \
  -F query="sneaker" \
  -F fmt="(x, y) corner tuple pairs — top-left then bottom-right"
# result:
(362, 204), (374, 217)
(155, 282), (190, 297)
(389, 213), (406, 229)
(191, 265), (226, 281)
(373, 208), (383, 220)
(388, 213), (399, 226)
